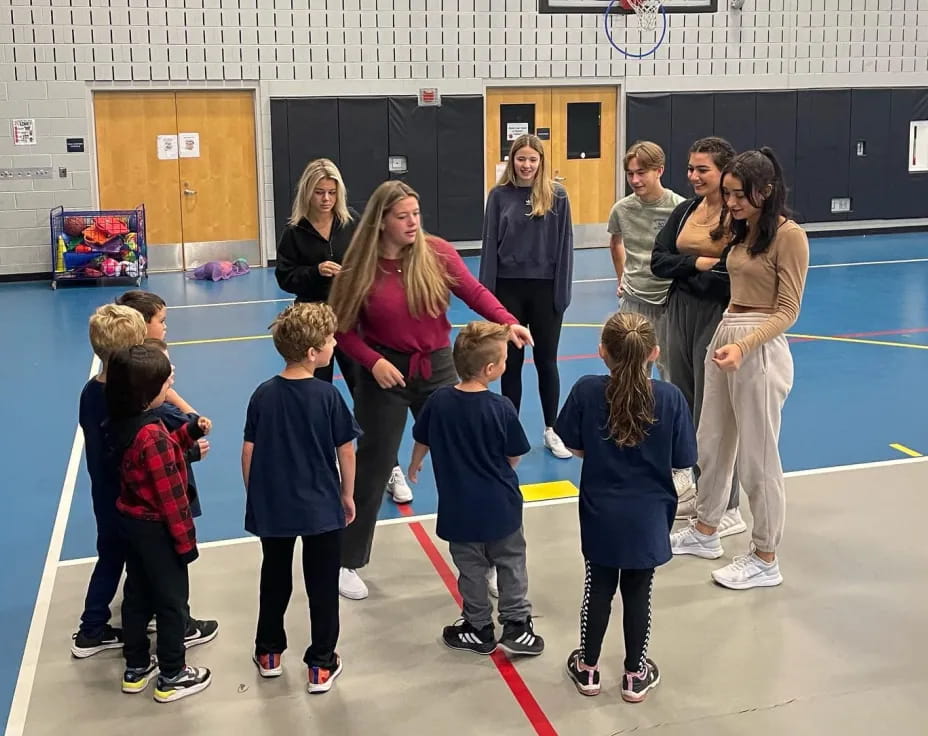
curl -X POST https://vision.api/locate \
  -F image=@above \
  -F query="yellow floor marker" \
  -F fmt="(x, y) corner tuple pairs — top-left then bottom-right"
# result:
(520, 480), (579, 502)
(889, 443), (924, 458)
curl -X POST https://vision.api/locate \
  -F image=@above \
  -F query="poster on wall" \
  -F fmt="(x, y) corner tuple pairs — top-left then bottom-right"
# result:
(909, 120), (928, 173)
(12, 119), (36, 145)
(157, 134), (178, 160)
(179, 132), (200, 158)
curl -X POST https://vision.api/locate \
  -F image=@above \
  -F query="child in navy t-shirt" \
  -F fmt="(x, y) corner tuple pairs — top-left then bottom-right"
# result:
(242, 302), (361, 695)
(554, 312), (696, 703)
(409, 321), (542, 657)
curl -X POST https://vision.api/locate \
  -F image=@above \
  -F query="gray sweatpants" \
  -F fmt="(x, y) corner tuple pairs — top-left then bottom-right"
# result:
(449, 527), (532, 630)
(618, 291), (668, 380)
(665, 288), (739, 510)
(695, 313), (794, 553)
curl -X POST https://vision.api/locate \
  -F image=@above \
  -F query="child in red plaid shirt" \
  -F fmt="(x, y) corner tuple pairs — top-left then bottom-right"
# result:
(106, 344), (213, 704)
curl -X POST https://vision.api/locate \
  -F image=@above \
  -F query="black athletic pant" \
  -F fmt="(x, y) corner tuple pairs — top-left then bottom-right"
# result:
(314, 347), (359, 397)
(120, 516), (189, 676)
(256, 530), (341, 669)
(579, 562), (654, 673)
(494, 278), (564, 427)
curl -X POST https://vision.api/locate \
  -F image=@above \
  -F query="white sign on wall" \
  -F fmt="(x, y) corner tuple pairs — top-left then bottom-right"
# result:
(12, 119), (36, 145)
(909, 120), (928, 173)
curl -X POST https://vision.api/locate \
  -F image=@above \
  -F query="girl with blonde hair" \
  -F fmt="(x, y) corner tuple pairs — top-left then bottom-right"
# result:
(329, 180), (533, 600)
(479, 134), (574, 459)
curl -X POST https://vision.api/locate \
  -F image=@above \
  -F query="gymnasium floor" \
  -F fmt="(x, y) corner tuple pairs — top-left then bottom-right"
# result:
(1, 233), (927, 734)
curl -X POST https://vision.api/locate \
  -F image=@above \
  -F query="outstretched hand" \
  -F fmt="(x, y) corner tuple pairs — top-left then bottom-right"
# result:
(509, 324), (534, 348)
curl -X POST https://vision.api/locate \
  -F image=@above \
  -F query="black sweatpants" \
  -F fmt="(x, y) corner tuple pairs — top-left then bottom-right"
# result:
(256, 530), (341, 668)
(341, 347), (457, 569)
(494, 278), (564, 427)
(120, 516), (190, 676)
(579, 561), (654, 673)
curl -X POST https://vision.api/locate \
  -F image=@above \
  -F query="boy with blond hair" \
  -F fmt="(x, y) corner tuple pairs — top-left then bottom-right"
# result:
(243, 302), (360, 694)
(409, 322), (542, 657)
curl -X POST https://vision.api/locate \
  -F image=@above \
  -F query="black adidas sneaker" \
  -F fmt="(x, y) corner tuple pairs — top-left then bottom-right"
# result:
(442, 619), (497, 655)
(499, 617), (544, 656)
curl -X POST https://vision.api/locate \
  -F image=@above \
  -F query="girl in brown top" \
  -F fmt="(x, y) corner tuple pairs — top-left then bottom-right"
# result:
(670, 148), (809, 591)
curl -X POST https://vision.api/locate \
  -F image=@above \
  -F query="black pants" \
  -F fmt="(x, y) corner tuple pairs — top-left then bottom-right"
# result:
(120, 516), (189, 676)
(494, 278), (563, 427)
(314, 346), (359, 397)
(256, 530), (341, 668)
(79, 504), (126, 638)
(341, 347), (457, 569)
(579, 561), (654, 673)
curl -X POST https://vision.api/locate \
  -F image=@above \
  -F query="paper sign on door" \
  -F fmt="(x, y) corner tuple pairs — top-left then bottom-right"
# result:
(506, 122), (529, 141)
(179, 132), (200, 158)
(157, 134), (178, 160)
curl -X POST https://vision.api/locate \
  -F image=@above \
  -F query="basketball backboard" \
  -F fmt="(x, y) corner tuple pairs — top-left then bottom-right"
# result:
(539, 0), (717, 13)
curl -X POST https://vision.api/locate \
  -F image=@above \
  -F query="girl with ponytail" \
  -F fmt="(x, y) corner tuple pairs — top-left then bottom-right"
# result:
(554, 312), (696, 702)
(671, 147), (809, 590)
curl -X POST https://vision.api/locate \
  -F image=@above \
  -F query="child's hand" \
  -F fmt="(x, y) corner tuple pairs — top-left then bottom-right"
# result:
(342, 496), (356, 525)
(407, 462), (422, 484)
(197, 438), (210, 460)
(198, 416), (212, 435)
(712, 343), (743, 372)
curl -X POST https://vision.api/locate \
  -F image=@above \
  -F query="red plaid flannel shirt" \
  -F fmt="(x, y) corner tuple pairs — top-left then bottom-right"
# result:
(116, 420), (200, 557)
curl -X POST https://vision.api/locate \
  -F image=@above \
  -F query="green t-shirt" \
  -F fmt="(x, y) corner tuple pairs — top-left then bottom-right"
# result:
(607, 189), (686, 305)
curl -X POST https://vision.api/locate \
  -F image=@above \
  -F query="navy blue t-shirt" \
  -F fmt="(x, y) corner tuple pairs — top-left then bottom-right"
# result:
(554, 376), (697, 570)
(79, 377), (120, 520)
(412, 386), (531, 543)
(243, 376), (361, 538)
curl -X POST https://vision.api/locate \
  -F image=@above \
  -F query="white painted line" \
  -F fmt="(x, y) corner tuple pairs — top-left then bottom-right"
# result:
(168, 298), (291, 310)
(808, 257), (928, 269)
(783, 455), (927, 476)
(5, 356), (100, 736)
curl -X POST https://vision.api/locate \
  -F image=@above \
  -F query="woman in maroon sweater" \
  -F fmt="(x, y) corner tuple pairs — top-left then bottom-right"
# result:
(330, 180), (533, 600)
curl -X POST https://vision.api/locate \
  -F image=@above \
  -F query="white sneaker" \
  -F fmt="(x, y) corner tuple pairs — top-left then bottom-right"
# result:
(712, 552), (783, 590)
(338, 568), (369, 600)
(543, 428), (572, 459)
(670, 521), (723, 559)
(717, 507), (747, 538)
(487, 567), (499, 598)
(386, 466), (413, 504)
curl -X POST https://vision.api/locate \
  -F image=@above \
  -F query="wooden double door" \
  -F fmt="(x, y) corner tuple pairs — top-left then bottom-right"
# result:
(485, 86), (618, 226)
(94, 90), (260, 270)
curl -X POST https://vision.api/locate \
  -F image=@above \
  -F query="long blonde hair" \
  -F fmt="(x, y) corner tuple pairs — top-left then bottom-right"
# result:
(496, 134), (555, 217)
(289, 158), (352, 226)
(601, 312), (656, 447)
(329, 181), (453, 331)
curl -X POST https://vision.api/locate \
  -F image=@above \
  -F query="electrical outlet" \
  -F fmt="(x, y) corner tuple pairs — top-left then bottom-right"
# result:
(0, 169), (14, 179)
(59, 167), (68, 178)
(830, 197), (852, 214)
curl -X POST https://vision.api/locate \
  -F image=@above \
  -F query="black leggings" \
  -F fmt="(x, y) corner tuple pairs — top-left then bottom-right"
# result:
(314, 347), (359, 397)
(579, 561), (654, 673)
(494, 278), (563, 427)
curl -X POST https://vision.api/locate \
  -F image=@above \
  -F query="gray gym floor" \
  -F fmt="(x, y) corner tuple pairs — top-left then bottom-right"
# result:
(23, 460), (928, 735)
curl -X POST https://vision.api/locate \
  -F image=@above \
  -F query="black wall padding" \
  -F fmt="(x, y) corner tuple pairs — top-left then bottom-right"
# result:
(269, 98), (291, 244)
(387, 97), (439, 233)
(712, 92), (756, 157)
(888, 89), (928, 219)
(668, 93), (715, 197)
(624, 94), (671, 197)
(795, 90), (851, 222)
(436, 95), (484, 241)
(337, 97), (389, 215)
(848, 89), (893, 221)
(754, 91), (797, 209)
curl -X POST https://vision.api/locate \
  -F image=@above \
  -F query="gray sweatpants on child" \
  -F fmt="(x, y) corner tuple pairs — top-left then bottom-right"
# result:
(449, 527), (532, 630)
(618, 291), (668, 380)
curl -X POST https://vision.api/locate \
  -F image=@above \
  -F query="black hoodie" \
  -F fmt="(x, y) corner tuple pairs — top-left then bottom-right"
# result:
(650, 196), (732, 306)
(274, 209), (360, 303)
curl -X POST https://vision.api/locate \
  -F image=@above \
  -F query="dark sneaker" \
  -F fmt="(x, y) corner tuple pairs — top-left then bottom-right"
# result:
(621, 658), (660, 703)
(498, 618), (544, 656)
(122, 656), (159, 694)
(307, 655), (342, 694)
(253, 652), (283, 678)
(71, 624), (124, 658)
(184, 619), (219, 649)
(442, 619), (497, 655)
(153, 665), (212, 703)
(566, 649), (600, 696)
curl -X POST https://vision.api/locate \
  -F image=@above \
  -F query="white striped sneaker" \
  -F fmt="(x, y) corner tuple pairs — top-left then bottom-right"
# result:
(499, 617), (544, 656)
(442, 619), (497, 655)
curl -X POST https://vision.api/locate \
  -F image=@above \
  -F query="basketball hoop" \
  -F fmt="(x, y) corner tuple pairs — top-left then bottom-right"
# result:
(603, 0), (668, 59)
(620, 0), (663, 31)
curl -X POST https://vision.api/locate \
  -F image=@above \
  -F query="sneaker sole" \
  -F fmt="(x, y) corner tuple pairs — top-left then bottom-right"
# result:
(545, 447), (572, 459)
(717, 521), (748, 538)
(388, 490), (414, 504)
(442, 638), (497, 656)
(566, 669), (600, 696)
(307, 660), (343, 694)
(671, 544), (723, 560)
(184, 627), (219, 649)
(253, 655), (283, 678)
(122, 668), (159, 694)
(71, 641), (124, 659)
(621, 671), (661, 703)
(497, 642), (544, 657)
(338, 587), (369, 600)
(712, 572), (784, 590)
(153, 676), (212, 703)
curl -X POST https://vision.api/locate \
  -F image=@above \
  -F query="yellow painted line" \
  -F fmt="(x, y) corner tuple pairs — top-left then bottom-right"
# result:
(520, 480), (579, 502)
(889, 443), (924, 458)
(167, 334), (271, 347)
(786, 333), (928, 350)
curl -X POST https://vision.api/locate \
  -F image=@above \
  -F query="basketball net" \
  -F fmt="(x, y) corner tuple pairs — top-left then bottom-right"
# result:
(621, 0), (662, 31)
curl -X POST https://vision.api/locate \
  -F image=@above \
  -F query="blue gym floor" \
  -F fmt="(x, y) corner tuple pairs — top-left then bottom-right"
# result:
(1, 232), (927, 731)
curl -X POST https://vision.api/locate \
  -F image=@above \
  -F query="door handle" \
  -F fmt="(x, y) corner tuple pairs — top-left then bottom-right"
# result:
(554, 175), (566, 182)
(183, 183), (197, 196)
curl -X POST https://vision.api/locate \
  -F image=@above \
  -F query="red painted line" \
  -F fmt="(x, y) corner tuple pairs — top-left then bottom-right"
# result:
(396, 503), (559, 736)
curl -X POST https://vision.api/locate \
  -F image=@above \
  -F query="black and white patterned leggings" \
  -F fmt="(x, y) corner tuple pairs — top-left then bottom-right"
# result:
(579, 561), (655, 673)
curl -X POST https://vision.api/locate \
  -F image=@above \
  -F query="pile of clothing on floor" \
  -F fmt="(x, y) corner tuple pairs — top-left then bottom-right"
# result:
(55, 215), (146, 278)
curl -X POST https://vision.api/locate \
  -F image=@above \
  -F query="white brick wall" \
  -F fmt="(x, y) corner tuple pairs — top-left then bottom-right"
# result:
(1, 0), (926, 274)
